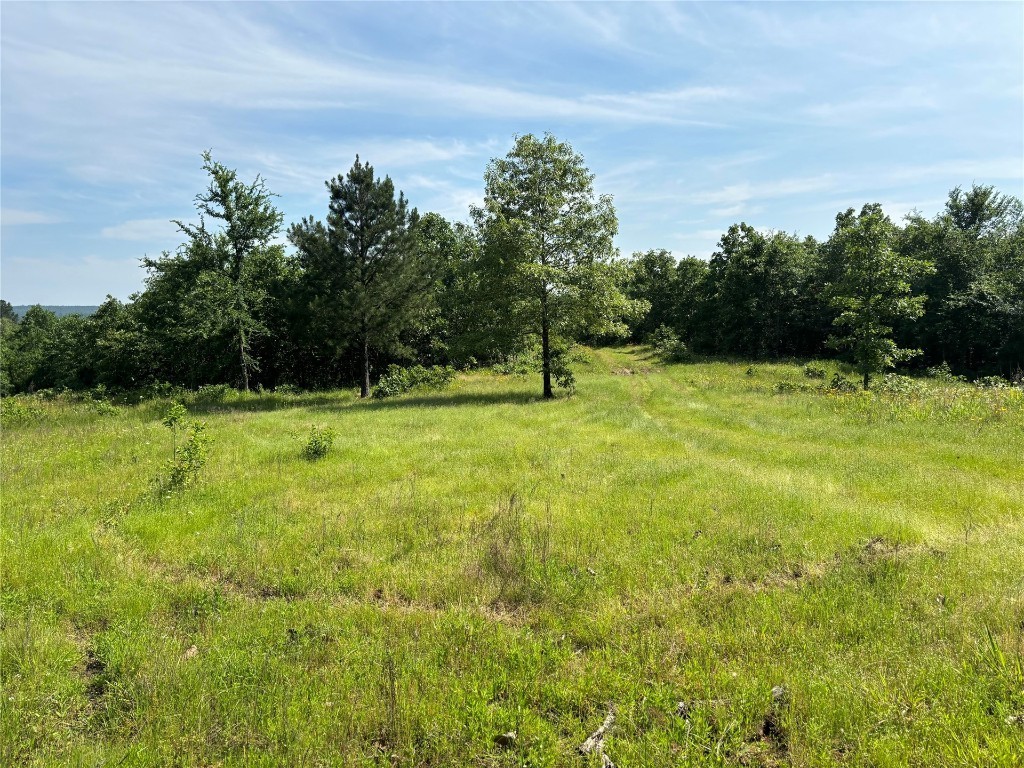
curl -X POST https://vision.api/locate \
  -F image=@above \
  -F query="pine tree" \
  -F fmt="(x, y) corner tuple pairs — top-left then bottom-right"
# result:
(289, 157), (427, 397)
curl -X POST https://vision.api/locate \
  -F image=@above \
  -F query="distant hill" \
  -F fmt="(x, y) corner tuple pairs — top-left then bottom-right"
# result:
(11, 305), (99, 318)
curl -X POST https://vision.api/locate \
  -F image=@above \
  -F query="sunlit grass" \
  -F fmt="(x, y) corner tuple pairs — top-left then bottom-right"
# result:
(2, 348), (1022, 766)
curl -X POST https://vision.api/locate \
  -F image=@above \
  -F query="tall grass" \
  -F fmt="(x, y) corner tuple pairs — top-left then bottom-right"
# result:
(2, 349), (1022, 766)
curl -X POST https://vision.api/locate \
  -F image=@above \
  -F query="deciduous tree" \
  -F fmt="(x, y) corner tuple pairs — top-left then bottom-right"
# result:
(145, 152), (285, 390)
(475, 134), (636, 397)
(825, 204), (932, 388)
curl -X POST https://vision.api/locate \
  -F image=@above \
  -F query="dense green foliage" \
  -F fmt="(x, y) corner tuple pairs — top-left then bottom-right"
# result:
(474, 133), (637, 397)
(289, 157), (429, 398)
(621, 185), (1023, 386)
(1, 138), (1021, 396)
(2, 350), (1022, 765)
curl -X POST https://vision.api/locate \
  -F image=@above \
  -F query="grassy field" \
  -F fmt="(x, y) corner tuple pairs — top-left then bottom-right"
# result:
(2, 348), (1023, 767)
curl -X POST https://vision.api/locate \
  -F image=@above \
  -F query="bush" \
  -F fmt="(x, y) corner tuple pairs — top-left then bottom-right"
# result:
(157, 402), (211, 491)
(827, 374), (859, 393)
(372, 364), (456, 399)
(974, 375), (1011, 390)
(134, 381), (185, 403)
(192, 383), (233, 404)
(0, 396), (45, 428)
(876, 373), (925, 396)
(164, 421), (211, 490)
(302, 425), (335, 460)
(493, 351), (536, 376)
(803, 362), (828, 379)
(774, 381), (811, 394)
(91, 399), (120, 416)
(926, 362), (964, 383)
(275, 383), (301, 395)
(550, 356), (576, 396)
(648, 325), (689, 362)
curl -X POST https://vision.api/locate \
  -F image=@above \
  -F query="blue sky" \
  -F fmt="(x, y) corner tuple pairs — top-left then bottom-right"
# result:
(2, 1), (1021, 305)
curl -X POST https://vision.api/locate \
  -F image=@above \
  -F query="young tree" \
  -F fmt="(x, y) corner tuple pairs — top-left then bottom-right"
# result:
(824, 204), (932, 389)
(475, 133), (635, 397)
(146, 151), (285, 391)
(289, 157), (427, 397)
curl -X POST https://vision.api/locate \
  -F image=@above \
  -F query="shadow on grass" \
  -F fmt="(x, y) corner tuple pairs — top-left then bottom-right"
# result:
(356, 390), (544, 411)
(184, 394), (350, 415)
(180, 389), (546, 415)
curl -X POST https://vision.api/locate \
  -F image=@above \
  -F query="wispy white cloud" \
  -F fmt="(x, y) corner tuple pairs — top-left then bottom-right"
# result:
(1, 2), (1020, 302)
(100, 218), (179, 241)
(1, 208), (61, 226)
(690, 175), (837, 208)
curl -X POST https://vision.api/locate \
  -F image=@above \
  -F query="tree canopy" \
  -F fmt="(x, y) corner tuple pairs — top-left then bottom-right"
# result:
(2, 142), (1021, 398)
(474, 133), (636, 397)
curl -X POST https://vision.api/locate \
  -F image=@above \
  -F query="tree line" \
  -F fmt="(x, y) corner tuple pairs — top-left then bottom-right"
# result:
(2, 134), (1021, 398)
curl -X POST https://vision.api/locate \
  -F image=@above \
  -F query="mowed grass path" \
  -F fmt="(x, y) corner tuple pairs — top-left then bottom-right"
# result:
(2, 349), (1023, 766)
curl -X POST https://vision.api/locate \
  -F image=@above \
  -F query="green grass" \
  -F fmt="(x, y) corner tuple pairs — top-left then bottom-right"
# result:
(2, 348), (1023, 767)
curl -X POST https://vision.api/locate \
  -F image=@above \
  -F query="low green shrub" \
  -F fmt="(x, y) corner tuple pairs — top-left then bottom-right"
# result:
(372, 364), (456, 399)
(875, 373), (926, 396)
(974, 375), (1011, 390)
(158, 402), (211, 491)
(926, 362), (965, 383)
(803, 362), (828, 379)
(0, 396), (46, 428)
(827, 374), (860, 393)
(91, 399), (120, 416)
(165, 422), (211, 489)
(192, 383), (233, 404)
(493, 351), (536, 376)
(775, 381), (811, 394)
(302, 425), (335, 460)
(647, 325), (689, 362)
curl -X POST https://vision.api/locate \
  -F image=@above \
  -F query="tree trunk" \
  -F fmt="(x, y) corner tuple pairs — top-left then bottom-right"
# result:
(361, 334), (371, 399)
(541, 291), (552, 399)
(239, 325), (250, 392)
(862, 370), (870, 390)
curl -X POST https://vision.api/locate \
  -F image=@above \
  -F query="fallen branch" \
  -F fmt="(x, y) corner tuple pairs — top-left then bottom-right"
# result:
(579, 706), (616, 755)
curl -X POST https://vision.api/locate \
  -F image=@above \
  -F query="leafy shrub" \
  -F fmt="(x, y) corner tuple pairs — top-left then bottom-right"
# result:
(275, 383), (301, 395)
(648, 325), (689, 362)
(827, 374), (860, 393)
(875, 374), (925, 396)
(192, 383), (232, 404)
(302, 425), (335, 460)
(803, 363), (828, 379)
(926, 362), (965, 383)
(493, 351), (536, 376)
(164, 422), (211, 490)
(134, 381), (185, 403)
(162, 401), (188, 432)
(0, 396), (45, 428)
(91, 399), (120, 416)
(974, 376), (1011, 390)
(550, 361), (576, 396)
(372, 364), (456, 399)
(158, 402), (211, 491)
